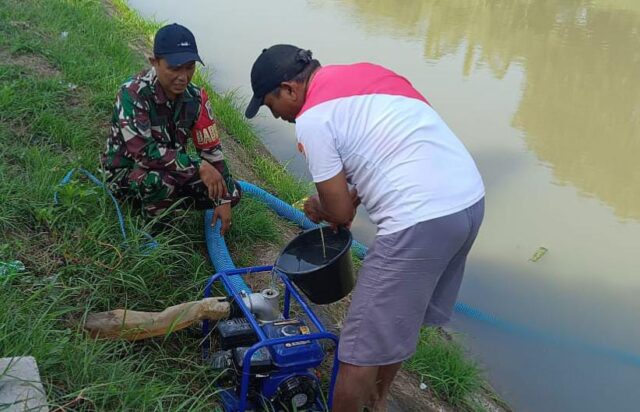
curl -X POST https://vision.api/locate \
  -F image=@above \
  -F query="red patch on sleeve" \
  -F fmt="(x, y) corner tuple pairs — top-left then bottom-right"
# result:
(192, 89), (220, 149)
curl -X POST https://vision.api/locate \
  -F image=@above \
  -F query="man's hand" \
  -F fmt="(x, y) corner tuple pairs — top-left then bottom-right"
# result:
(305, 172), (359, 229)
(303, 195), (324, 223)
(199, 161), (227, 200)
(212, 202), (232, 235)
(304, 194), (355, 231)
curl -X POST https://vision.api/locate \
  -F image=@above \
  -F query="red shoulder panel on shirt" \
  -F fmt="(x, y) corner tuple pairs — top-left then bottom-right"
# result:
(192, 89), (221, 149)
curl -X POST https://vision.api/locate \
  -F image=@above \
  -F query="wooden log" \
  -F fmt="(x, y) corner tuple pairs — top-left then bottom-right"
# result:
(84, 297), (230, 341)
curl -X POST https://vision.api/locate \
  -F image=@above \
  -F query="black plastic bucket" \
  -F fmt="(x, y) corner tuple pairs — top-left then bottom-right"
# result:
(275, 226), (355, 304)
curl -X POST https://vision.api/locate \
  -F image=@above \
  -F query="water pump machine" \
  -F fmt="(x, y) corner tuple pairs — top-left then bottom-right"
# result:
(202, 266), (340, 412)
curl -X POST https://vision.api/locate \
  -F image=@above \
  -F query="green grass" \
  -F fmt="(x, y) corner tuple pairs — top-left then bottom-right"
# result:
(405, 328), (486, 410)
(0, 0), (497, 410)
(0, 0), (273, 409)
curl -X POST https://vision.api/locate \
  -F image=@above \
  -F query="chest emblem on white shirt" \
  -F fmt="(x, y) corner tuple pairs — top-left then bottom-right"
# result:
(297, 142), (306, 159)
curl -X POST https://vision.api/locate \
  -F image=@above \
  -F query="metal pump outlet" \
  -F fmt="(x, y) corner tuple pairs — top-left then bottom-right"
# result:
(241, 288), (281, 322)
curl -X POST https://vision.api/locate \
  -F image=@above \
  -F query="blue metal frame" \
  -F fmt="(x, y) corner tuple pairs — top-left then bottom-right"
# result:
(203, 266), (340, 412)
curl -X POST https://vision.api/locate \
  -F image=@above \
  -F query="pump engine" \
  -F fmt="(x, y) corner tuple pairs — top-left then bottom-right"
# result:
(204, 280), (337, 412)
(210, 316), (325, 410)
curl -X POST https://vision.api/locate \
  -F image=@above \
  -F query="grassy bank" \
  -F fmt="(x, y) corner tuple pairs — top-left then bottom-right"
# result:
(0, 0), (497, 410)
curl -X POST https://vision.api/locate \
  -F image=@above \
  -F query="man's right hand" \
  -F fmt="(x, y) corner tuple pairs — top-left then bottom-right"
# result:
(212, 202), (232, 235)
(199, 161), (227, 200)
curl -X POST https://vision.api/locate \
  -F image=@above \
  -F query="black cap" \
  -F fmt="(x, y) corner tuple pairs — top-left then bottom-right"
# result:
(245, 44), (313, 118)
(153, 23), (203, 67)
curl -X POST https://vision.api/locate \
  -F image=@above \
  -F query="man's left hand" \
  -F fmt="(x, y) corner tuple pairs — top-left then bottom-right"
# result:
(303, 195), (324, 223)
(212, 202), (232, 235)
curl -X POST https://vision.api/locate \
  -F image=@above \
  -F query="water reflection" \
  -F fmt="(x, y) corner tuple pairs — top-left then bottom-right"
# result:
(335, 0), (640, 221)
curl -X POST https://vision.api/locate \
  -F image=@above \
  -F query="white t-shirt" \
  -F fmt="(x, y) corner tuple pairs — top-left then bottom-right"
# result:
(295, 63), (485, 236)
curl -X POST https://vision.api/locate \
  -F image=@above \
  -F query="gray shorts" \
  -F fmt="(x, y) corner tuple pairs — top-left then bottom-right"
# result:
(338, 198), (484, 366)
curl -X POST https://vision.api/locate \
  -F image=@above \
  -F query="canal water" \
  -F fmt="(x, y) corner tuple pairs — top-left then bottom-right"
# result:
(128, 1), (640, 411)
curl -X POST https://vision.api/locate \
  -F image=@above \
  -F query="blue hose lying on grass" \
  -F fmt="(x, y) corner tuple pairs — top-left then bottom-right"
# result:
(56, 170), (640, 368)
(55, 168), (158, 251)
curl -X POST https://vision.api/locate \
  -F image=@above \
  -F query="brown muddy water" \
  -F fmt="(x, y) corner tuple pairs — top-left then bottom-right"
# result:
(128, 1), (640, 411)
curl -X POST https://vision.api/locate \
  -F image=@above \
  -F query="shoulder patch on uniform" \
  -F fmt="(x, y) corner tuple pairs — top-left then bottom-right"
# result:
(191, 88), (220, 149)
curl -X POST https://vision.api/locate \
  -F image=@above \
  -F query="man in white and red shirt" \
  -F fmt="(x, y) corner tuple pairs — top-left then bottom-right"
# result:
(246, 45), (485, 412)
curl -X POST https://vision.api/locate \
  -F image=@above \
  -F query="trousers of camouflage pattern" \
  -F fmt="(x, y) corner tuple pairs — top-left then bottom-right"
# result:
(106, 167), (242, 218)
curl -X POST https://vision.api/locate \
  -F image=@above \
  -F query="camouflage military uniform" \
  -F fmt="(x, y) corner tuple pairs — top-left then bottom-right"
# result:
(101, 67), (240, 217)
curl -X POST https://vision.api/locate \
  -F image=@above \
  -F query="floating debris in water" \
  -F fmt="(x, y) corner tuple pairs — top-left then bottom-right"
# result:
(529, 247), (548, 262)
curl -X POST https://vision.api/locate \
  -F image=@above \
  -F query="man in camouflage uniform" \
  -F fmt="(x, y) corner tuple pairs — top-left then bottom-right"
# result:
(101, 23), (240, 234)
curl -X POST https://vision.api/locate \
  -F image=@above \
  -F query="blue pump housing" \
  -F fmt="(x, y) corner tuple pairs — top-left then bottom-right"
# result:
(262, 320), (324, 369)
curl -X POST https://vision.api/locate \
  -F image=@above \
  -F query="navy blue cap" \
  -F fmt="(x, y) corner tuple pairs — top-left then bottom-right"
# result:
(153, 23), (203, 67)
(245, 44), (313, 118)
